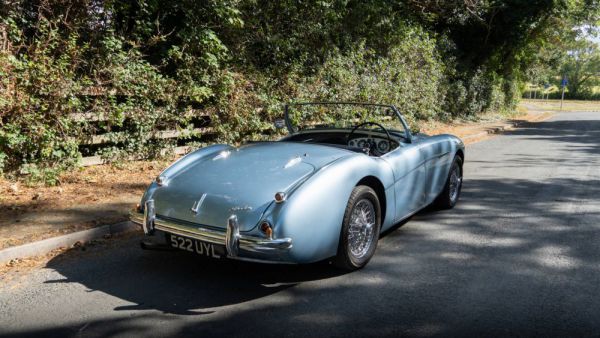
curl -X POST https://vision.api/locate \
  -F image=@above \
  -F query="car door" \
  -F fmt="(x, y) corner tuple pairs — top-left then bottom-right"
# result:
(421, 138), (455, 205)
(382, 139), (428, 222)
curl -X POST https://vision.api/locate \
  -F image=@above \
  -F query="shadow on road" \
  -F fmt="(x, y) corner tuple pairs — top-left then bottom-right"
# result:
(43, 246), (346, 315)
(505, 118), (600, 156)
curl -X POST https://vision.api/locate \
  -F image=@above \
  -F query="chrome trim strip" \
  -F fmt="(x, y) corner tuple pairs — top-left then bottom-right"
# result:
(130, 211), (293, 255)
(229, 256), (296, 265)
(226, 215), (240, 257)
(157, 222), (225, 245)
(143, 200), (155, 235)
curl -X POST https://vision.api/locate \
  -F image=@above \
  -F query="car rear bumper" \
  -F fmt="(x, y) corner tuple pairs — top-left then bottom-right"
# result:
(130, 200), (293, 263)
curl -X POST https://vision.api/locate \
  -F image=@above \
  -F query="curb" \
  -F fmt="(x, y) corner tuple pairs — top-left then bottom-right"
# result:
(462, 124), (515, 142)
(0, 221), (138, 265)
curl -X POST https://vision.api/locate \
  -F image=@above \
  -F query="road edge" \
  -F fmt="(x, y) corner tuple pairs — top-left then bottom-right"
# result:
(0, 221), (138, 264)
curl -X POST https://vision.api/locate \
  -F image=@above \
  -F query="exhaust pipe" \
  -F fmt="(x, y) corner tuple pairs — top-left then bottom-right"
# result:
(140, 240), (176, 251)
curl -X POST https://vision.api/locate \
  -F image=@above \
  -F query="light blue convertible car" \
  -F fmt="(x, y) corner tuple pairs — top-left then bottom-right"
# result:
(130, 103), (464, 270)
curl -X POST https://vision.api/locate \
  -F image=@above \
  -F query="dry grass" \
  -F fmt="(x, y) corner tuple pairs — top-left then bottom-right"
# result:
(0, 159), (173, 249)
(520, 99), (600, 112)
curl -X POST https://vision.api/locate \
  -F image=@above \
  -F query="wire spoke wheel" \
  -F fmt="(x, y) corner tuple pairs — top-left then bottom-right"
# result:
(348, 199), (376, 259)
(449, 162), (462, 203)
(335, 185), (381, 270)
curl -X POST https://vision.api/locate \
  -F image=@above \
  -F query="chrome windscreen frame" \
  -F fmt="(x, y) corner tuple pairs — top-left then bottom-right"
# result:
(284, 102), (413, 143)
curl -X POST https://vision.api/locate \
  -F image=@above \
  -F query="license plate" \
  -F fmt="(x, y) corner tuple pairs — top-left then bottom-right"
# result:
(168, 234), (225, 258)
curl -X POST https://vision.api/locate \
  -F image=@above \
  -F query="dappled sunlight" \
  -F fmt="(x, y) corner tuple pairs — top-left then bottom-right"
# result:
(455, 203), (488, 211)
(530, 245), (582, 270)
(440, 252), (476, 261)
(423, 229), (527, 248)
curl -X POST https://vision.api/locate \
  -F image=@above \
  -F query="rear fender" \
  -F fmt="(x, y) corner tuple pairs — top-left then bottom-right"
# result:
(265, 154), (395, 263)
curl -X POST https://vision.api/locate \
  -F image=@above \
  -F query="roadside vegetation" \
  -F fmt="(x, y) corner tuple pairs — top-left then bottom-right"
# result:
(1, 0), (599, 185)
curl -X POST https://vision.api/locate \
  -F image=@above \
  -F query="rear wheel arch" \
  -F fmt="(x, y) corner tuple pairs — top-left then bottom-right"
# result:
(455, 149), (464, 165)
(334, 185), (382, 270)
(433, 155), (463, 209)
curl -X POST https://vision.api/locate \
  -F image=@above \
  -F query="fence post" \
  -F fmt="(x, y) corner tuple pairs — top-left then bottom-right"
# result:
(560, 85), (565, 111)
(0, 24), (7, 52)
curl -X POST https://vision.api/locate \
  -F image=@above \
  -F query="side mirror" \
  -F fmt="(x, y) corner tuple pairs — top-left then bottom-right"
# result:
(274, 119), (286, 129)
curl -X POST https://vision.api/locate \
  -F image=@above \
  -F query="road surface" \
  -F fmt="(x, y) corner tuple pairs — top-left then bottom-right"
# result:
(1, 111), (600, 337)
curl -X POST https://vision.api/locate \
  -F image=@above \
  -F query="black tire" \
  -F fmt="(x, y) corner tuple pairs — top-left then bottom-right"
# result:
(333, 185), (381, 271)
(433, 155), (463, 209)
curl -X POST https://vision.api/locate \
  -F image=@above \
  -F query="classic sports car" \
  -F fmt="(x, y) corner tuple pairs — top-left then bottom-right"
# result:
(130, 102), (464, 270)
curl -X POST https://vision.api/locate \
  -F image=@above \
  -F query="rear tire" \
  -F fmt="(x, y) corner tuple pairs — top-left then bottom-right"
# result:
(433, 156), (463, 209)
(333, 185), (381, 271)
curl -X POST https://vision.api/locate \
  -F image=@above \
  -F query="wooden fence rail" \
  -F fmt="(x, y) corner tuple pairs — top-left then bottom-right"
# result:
(79, 127), (213, 145)
(68, 105), (213, 166)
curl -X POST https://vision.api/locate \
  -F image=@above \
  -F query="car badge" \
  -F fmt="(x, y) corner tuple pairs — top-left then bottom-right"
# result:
(229, 206), (253, 212)
(191, 193), (208, 215)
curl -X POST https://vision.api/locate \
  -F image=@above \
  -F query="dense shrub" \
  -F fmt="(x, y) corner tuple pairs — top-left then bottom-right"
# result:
(296, 32), (445, 125)
(0, 18), (188, 183)
(88, 35), (186, 162)
(211, 28), (445, 144)
(0, 18), (85, 184)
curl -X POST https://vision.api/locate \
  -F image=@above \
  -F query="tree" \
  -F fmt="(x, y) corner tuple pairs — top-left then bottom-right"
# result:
(562, 31), (600, 98)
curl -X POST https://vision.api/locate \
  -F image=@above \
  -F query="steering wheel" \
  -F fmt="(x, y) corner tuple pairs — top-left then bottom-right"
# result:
(347, 121), (393, 156)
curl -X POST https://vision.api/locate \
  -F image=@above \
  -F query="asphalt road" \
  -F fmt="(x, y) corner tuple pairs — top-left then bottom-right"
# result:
(2, 111), (600, 337)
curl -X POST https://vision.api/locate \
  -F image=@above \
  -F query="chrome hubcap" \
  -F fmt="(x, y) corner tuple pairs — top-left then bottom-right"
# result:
(449, 164), (462, 202)
(348, 199), (376, 258)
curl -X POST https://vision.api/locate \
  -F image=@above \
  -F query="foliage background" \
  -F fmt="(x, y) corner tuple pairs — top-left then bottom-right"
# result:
(0, 0), (598, 184)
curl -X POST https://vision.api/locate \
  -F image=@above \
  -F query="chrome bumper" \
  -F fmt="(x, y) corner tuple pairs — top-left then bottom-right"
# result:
(129, 200), (292, 259)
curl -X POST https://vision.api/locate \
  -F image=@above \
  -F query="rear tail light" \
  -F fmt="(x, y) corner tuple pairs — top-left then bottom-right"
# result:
(260, 221), (273, 239)
(156, 175), (167, 186)
(274, 192), (286, 203)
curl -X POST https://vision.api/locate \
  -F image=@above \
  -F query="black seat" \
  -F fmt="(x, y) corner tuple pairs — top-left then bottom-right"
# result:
(316, 143), (370, 155)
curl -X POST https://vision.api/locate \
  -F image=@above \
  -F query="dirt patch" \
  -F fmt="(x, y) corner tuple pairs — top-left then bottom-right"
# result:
(421, 109), (553, 145)
(0, 160), (172, 249)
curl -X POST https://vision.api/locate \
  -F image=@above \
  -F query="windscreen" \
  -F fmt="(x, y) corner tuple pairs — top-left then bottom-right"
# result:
(285, 103), (408, 136)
